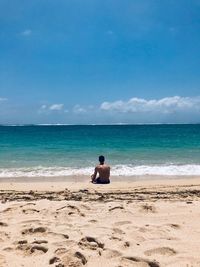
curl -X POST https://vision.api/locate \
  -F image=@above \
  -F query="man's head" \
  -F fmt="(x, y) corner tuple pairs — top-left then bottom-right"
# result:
(99, 155), (105, 164)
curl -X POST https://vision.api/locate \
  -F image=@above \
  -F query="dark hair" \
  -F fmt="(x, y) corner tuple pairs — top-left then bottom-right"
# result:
(99, 155), (105, 163)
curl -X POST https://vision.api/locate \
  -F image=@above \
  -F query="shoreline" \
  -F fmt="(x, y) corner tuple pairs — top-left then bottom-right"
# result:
(0, 175), (200, 192)
(1, 174), (200, 181)
(0, 176), (200, 194)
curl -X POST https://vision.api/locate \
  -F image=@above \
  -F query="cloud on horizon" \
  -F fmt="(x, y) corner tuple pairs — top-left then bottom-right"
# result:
(97, 96), (200, 124)
(2, 96), (200, 124)
(100, 96), (200, 114)
(73, 105), (87, 114)
(39, 103), (64, 113)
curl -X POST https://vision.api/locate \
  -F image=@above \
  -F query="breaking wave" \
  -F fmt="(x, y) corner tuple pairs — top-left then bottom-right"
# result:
(1, 164), (200, 178)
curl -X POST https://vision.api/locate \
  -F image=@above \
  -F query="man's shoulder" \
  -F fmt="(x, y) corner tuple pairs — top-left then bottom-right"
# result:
(103, 164), (110, 169)
(96, 164), (110, 169)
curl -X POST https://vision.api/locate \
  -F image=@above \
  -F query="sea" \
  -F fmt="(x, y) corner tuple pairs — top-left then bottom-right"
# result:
(1, 124), (200, 179)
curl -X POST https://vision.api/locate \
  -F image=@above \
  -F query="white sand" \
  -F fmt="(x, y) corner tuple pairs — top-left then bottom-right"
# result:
(0, 177), (200, 267)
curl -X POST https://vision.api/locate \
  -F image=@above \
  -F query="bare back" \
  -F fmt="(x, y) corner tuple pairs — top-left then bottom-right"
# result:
(95, 164), (110, 182)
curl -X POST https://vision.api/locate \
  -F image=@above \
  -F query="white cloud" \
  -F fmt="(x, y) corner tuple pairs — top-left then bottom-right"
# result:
(73, 105), (87, 114)
(39, 103), (64, 113)
(41, 104), (47, 110)
(21, 29), (32, 36)
(36, 96), (200, 123)
(0, 97), (7, 101)
(49, 104), (64, 111)
(100, 96), (200, 114)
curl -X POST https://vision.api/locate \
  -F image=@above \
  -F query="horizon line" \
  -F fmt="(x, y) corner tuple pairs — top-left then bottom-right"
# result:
(1, 123), (200, 126)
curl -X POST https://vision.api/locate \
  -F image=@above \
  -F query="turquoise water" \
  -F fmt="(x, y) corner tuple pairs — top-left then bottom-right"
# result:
(1, 124), (200, 177)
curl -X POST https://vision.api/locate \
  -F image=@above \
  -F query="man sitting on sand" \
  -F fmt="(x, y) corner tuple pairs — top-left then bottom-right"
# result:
(91, 155), (110, 184)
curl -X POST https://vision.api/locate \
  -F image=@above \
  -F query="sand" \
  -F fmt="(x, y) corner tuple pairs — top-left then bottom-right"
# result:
(0, 177), (200, 267)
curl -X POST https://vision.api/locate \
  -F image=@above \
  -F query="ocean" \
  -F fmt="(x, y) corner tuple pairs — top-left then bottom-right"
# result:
(1, 124), (200, 178)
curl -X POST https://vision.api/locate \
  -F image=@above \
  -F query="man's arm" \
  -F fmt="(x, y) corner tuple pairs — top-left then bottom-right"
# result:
(91, 167), (98, 182)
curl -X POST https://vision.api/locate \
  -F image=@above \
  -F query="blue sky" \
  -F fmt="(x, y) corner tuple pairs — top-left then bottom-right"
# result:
(0, 0), (200, 124)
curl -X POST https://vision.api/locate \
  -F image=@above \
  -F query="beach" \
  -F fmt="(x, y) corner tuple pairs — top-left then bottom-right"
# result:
(1, 125), (200, 266)
(1, 176), (200, 267)
(2, 0), (200, 264)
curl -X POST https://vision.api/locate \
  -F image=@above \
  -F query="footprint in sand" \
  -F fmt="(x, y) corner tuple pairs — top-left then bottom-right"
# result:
(56, 204), (85, 217)
(52, 249), (87, 267)
(16, 241), (48, 256)
(112, 228), (125, 235)
(21, 226), (47, 235)
(61, 252), (86, 267)
(68, 205), (85, 217)
(74, 251), (87, 265)
(88, 219), (98, 223)
(109, 236), (122, 241)
(0, 222), (8, 227)
(78, 236), (104, 250)
(121, 256), (160, 267)
(32, 240), (48, 244)
(54, 247), (68, 255)
(22, 208), (40, 214)
(144, 247), (176, 256)
(49, 256), (61, 265)
(14, 240), (28, 245)
(30, 245), (48, 254)
(109, 206), (124, 212)
(140, 204), (156, 213)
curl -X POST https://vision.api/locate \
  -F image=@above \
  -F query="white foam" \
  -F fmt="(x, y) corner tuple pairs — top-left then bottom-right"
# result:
(112, 164), (200, 176)
(1, 164), (200, 178)
(0, 166), (93, 178)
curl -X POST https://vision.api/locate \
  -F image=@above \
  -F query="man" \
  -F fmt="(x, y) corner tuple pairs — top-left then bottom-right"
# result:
(91, 155), (110, 184)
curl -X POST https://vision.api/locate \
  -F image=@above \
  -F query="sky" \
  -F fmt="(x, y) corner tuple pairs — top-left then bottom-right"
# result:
(0, 0), (200, 124)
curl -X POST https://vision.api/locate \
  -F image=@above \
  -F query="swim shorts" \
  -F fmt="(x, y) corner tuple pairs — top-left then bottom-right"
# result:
(94, 178), (110, 184)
